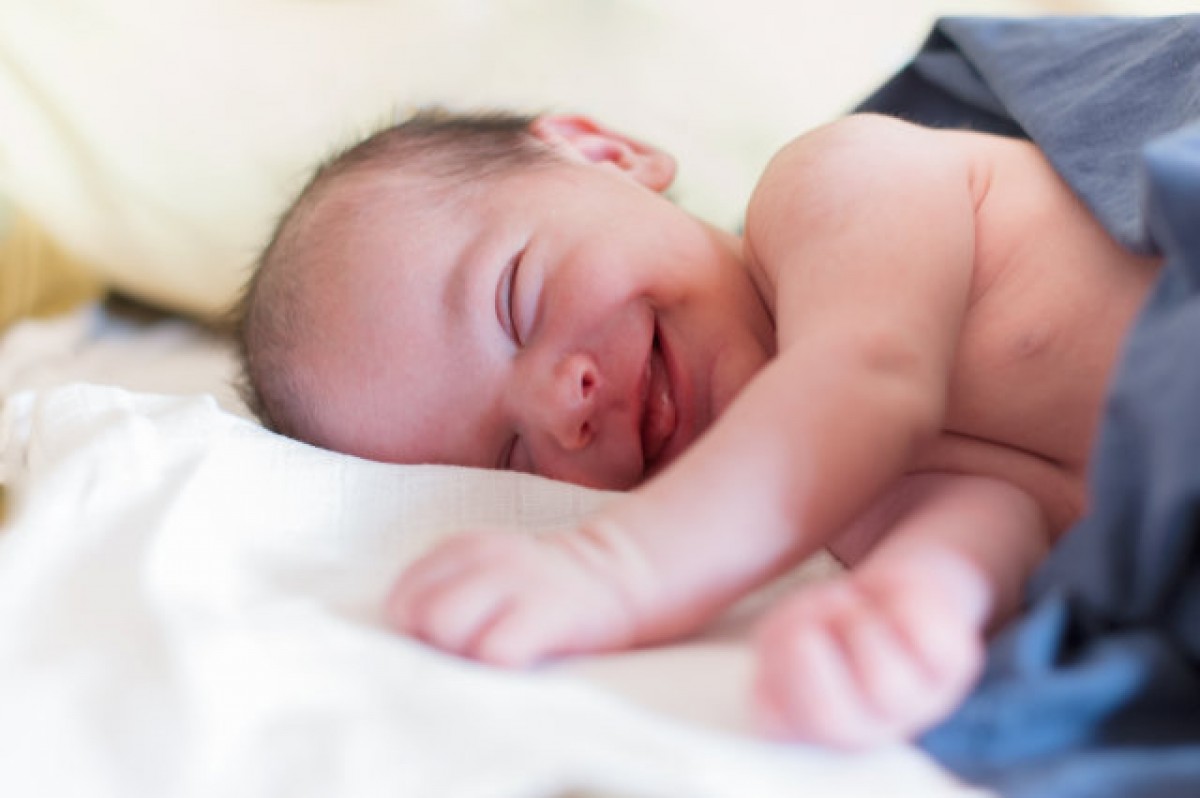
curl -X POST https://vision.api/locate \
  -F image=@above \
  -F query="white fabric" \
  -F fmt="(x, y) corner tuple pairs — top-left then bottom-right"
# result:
(0, 307), (991, 797)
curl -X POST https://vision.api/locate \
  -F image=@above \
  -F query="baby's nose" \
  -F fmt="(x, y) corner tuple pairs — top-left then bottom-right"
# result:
(539, 353), (599, 452)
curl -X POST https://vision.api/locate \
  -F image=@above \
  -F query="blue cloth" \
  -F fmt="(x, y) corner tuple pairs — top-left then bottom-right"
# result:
(857, 16), (1200, 798)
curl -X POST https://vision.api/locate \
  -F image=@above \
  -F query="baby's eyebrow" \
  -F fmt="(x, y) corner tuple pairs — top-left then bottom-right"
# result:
(436, 226), (493, 324)
(443, 236), (512, 342)
(440, 246), (474, 324)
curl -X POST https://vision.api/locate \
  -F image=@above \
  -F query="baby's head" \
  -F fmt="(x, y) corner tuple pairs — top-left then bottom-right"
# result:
(236, 108), (774, 489)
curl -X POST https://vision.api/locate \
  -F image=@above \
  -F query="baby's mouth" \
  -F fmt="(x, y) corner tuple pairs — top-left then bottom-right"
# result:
(640, 325), (677, 473)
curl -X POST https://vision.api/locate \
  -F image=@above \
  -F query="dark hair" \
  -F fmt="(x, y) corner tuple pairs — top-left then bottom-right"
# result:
(231, 108), (553, 438)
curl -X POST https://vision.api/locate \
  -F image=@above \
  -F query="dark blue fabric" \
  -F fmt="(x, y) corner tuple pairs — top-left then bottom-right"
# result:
(857, 16), (1200, 798)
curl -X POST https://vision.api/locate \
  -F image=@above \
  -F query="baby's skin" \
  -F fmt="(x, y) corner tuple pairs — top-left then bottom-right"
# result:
(294, 114), (1160, 746)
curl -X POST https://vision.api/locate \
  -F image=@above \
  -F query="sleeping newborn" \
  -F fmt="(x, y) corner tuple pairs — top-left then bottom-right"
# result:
(234, 109), (1160, 747)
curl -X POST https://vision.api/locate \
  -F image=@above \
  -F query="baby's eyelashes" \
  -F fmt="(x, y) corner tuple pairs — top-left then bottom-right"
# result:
(499, 435), (518, 470)
(497, 247), (531, 348)
(496, 252), (521, 346)
(500, 435), (535, 475)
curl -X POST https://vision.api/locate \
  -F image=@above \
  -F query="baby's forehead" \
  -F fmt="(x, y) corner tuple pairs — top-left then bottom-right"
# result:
(295, 171), (446, 267)
(330, 166), (444, 216)
(298, 171), (478, 297)
(300, 155), (577, 295)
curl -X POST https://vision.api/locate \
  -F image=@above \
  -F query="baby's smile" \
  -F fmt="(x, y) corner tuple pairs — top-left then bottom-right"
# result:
(639, 322), (678, 476)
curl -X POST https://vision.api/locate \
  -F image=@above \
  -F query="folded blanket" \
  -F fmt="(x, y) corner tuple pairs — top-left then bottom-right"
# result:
(859, 15), (1200, 798)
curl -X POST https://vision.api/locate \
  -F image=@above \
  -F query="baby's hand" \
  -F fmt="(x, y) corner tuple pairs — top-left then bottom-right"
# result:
(386, 529), (643, 667)
(753, 572), (983, 748)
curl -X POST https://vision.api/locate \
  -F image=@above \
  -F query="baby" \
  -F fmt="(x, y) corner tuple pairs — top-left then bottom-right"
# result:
(235, 109), (1160, 747)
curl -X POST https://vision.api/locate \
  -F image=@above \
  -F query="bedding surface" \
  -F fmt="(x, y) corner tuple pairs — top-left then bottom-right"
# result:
(856, 15), (1200, 798)
(0, 305), (988, 797)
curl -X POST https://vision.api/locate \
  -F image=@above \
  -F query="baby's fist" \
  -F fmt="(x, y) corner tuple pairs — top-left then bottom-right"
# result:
(387, 530), (639, 667)
(753, 574), (983, 748)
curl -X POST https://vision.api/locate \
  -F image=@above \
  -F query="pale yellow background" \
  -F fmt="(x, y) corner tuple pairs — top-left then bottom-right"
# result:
(1, 0), (1194, 324)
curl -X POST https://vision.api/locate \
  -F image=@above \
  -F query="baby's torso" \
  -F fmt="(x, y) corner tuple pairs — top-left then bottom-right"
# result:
(914, 132), (1161, 533)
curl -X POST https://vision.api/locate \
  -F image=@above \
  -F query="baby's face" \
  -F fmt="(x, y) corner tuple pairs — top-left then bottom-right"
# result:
(298, 152), (774, 490)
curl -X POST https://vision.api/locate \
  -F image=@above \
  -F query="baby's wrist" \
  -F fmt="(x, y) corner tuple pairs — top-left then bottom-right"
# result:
(547, 518), (661, 639)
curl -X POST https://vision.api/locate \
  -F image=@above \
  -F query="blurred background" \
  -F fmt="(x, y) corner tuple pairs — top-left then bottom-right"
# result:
(1, 0), (1194, 327)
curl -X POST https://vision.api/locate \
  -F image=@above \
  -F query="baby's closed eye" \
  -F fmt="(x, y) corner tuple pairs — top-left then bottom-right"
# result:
(496, 248), (525, 346)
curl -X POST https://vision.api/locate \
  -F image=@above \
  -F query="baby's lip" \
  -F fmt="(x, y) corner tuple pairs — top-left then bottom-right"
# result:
(639, 322), (677, 476)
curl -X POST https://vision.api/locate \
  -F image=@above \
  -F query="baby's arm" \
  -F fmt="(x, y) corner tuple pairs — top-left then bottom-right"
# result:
(756, 472), (1049, 746)
(390, 114), (981, 664)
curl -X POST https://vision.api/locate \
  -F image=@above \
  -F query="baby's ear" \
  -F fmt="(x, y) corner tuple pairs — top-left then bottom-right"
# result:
(530, 115), (676, 192)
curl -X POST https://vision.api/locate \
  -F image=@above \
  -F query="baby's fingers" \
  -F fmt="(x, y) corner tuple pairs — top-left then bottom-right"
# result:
(754, 577), (984, 747)
(386, 533), (512, 637)
(385, 530), (638, 667)
(397, 566), (520, 657)
(832, 591), (941, 730)
(756, 617), (880, 747)
(470, 594), (605, 667)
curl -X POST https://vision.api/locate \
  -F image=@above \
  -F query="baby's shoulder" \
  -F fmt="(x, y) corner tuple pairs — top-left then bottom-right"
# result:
(753, 113), (961, 191)
(743, 114), (981, 299)
(746, 115), (977, 251)
(753, 113), (1044, 214)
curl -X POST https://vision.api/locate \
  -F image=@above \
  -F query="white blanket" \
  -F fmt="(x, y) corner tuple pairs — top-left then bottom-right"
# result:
(0, 307), (991, 797)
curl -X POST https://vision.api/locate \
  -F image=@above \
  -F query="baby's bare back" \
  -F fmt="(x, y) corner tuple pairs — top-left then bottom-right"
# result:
(916, 132), (1161, 533)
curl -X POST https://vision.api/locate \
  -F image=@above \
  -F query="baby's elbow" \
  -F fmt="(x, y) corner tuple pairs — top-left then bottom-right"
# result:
(841, 330), (949, 443)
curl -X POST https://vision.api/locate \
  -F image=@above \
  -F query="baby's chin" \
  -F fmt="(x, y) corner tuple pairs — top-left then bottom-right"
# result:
(638, 455), (674, 486)
(637, 421), (702, 486)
